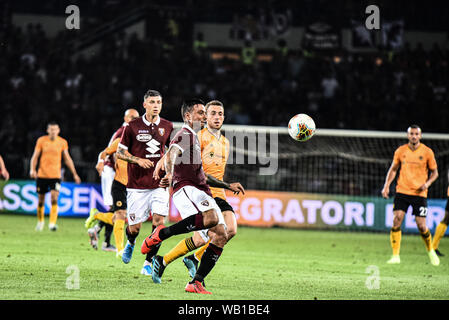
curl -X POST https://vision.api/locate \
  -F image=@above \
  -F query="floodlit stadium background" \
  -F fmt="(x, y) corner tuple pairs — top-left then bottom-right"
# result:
(1, 0), (449, 234)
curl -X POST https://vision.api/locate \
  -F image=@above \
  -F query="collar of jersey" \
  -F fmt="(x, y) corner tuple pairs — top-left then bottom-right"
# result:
(142, 114), (160, 126)
(182, 123), (198, 136)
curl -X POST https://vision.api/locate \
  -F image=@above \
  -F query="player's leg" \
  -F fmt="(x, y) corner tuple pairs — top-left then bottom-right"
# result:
(48, 185), (60, 231)
(413, 198), (439, 266)
(141, 187), (220, 254)
(36, 192), (46, 231)
(186, 222), (227, 294)
(113, 209), (126, 257)
(387, 209), (405, 264)
(433, 201), (449, 256)
(122, 190), (150, 264)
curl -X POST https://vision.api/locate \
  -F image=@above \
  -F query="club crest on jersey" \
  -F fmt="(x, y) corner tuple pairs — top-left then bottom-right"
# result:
(129, 214), (135, 222)
(201, 200), (209, 207)
(136, 134), (152, 142)
(158, 128), (165, 136)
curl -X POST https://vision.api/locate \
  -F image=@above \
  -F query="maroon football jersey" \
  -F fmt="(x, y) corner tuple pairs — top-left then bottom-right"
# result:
(104, 124), (126, 168)
(119, 115), (173, 189)
(170, 125), (211, 196)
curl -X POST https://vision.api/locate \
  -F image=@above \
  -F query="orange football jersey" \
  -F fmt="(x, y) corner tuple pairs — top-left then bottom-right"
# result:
(35, 136), (68, 179)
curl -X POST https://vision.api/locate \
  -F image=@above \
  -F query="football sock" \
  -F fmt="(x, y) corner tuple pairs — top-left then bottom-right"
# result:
(37, 204), (45, 222)
(104, 223), (113, 245)
(420, 228), (433, 252)
(163, 237), (197, 266)
(159, 213), (205, 240)
(145, 225), (162, 262)
(192, 243), (223, 284)
(433, 222), (448, 250)
(49, 203), (58, 225)
(113, 219), (125, 253)
(390, 227), (401, 256)
(194, 240), (211, 261)
(126, 226), (137, 245)
(94, 212), (114, 225)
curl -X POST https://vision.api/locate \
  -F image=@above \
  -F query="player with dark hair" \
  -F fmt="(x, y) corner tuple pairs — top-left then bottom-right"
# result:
(117, 90), (174, 275)
(381, 125), (439, 266)
(432, 170), (449, 256)
(30, 122), (81, 231)
(141, 99), (234, 294)
(150, 100), (244, 284)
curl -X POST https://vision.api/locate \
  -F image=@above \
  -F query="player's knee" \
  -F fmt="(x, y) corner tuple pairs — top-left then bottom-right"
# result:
(211, 227), (227, 247)
(152, 213), (165, 226)
(227, 228), (237, 241)
(203, 209), (219, 228)
(115, 210), (126, 220)
(129, 224), (140, 235)
(417, 224), (427, 233)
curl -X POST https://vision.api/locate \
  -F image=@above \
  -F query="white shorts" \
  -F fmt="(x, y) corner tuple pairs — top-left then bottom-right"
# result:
(126, 188), (169, 225)
(172, 185), (225, 242)
(101, 165), (115, 207)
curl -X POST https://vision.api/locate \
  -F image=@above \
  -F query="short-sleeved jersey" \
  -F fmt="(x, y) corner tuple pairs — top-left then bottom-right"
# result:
(119, 115), (173, 190)
(170, 125), (211, 196)
(393, 143), (437, 198)
(35, 135), (68, 179)
(198, 127), (230, 199)
(104, 123), (126, 169)
(105, 138), (127, 186)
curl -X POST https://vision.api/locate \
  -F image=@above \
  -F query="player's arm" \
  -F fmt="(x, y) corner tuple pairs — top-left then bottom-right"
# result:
(418, 168), (438, 192)
(62, 149), (81, 184)
(29, 148), (41, 179)
(153, 153), (167, 180)
(96, 139), (119, 176)
(381, 161), (400, 199)
(116, 147), (154, 169)
(159, 145), (181, 188)
(206, 174), (245, 195)
(0, 155), (10, 181)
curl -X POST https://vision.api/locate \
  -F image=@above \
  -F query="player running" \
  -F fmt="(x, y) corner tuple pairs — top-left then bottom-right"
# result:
(141, 99), (235, 294)
(381, 125), (439, 266)
(150, 100), (244, 285)
(30, 122), (81, 231)
(85, 109), (140, 255)
(117, 90), (173, 275)
(86, 109), (139, 251)
(432, 170), (449, 256)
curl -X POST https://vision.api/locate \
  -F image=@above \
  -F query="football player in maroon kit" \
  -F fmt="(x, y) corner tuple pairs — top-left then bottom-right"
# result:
(141, 99), (230, 294)
(117, 90), (174, 275)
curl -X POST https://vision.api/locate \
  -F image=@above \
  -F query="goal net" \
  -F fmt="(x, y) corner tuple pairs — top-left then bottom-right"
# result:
(179, 124), (449, 199)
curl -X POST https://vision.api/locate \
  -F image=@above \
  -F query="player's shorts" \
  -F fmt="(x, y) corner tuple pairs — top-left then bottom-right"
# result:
(101, 165), (115, 207)
(126, 188), (169, 225)
(393, 193), (428, 217)
(173, 185), (225, 242)
(214, 197), (234, 213)
(36, 178), (61, 194)
(111, 180), (127, 212)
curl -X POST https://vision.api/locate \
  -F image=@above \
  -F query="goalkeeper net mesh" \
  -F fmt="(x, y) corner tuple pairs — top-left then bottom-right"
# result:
(218, 125), (449, 199)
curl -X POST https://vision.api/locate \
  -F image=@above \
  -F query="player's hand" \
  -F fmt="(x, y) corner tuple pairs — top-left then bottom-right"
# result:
(418, 182), (429, 192)
(1, 170), (9, 181)
(381, 187), (389, 199)
(153, 157), (166, 180)
(30, 170), (37, 179)
(137, 158), (154, 169)
(95, 162), (104, 177)
(160, 173), (172, 188)
(229, 182), (245, 195)
(74, 174), (81, 184)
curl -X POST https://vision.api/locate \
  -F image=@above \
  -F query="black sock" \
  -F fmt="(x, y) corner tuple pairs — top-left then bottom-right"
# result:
(98, 221), (105, 231)
(126, 226), (137, 245)
(159, 213), (204, 241)
(104, 224), (113, 245)
(146, 225), (162, 262)
(192, 243), (223, 283)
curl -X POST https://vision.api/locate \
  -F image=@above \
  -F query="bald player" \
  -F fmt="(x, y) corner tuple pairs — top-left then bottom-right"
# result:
(85, 108), (139, 251)
(30, 121), (81, 231)
(382, 125), (439, 266)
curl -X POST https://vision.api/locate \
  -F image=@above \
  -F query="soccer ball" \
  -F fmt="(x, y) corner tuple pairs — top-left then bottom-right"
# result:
(288, 114), (316, 142)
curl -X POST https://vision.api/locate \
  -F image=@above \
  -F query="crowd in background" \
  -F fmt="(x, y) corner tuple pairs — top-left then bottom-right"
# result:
(1, 8), (449, 182)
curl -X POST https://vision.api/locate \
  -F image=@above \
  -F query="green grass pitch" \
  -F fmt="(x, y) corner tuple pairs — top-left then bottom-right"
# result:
(0, 213), (448, 300)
